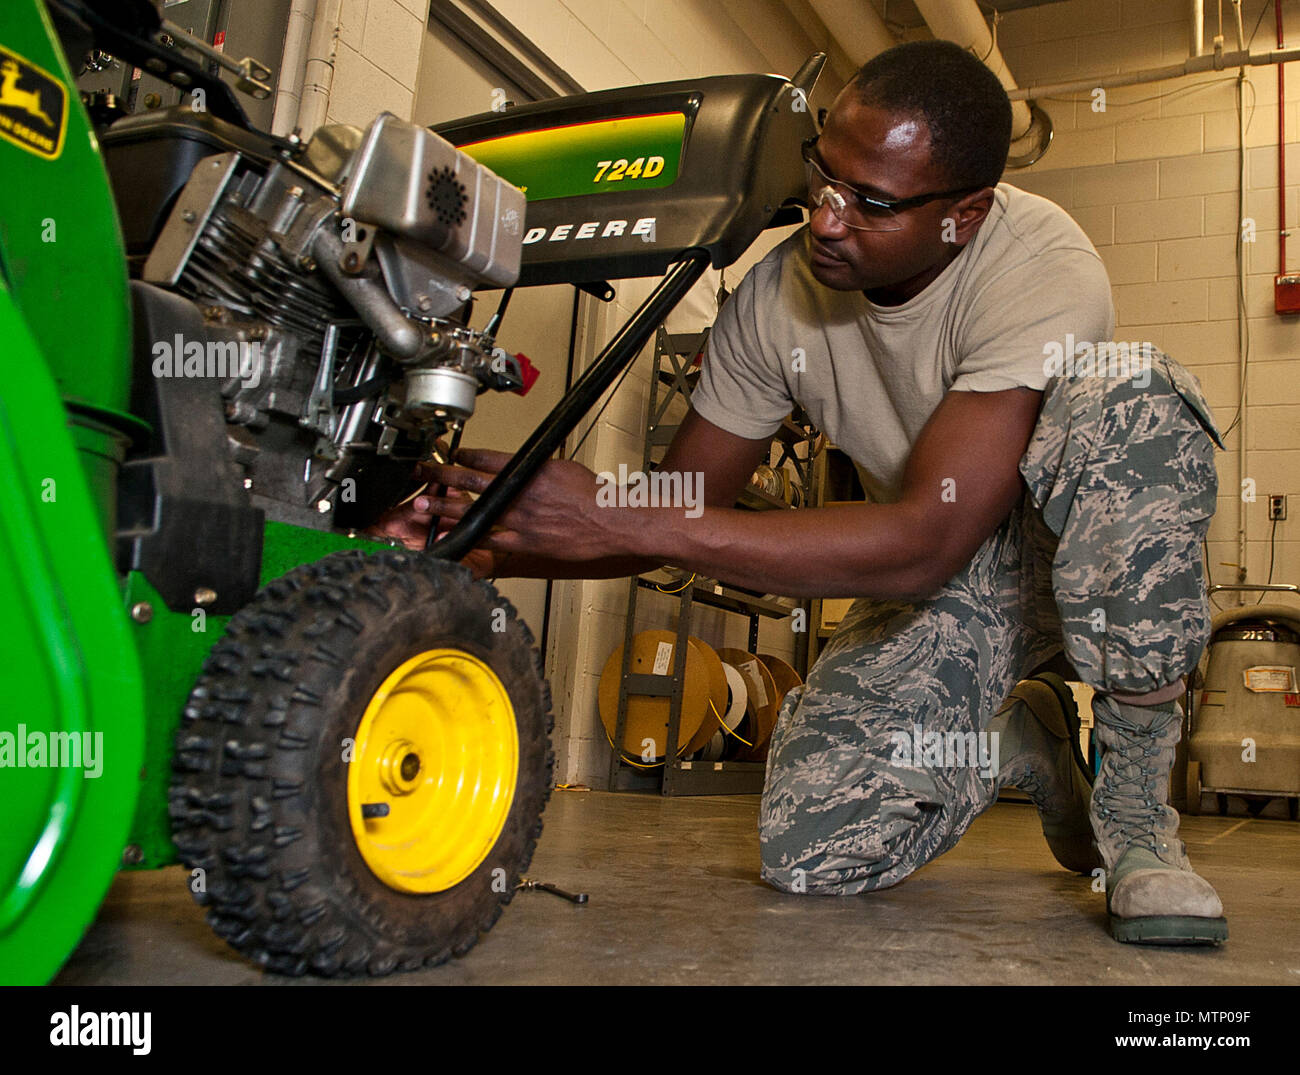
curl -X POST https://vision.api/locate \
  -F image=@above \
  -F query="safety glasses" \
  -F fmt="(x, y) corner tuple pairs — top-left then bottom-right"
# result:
(801, 137), (983, 232)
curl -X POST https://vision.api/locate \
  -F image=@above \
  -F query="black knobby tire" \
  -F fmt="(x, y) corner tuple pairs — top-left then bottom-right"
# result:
(169, 548), (554, 977)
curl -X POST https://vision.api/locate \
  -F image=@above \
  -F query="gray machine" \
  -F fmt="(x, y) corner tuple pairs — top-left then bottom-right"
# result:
(1186, 583), (1300, 818)
(77, 0), (288, 129)
(106, 102), (527, 535)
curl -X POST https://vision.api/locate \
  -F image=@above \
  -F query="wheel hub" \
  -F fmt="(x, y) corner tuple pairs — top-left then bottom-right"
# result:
(347, 648), (519, 893)
(377, 739), (422, 796)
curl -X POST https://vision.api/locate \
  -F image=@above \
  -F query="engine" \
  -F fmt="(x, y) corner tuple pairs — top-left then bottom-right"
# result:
(140, 111), (528, 531)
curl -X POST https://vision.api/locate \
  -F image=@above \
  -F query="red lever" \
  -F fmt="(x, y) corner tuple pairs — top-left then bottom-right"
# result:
(511, 351), (540, 396)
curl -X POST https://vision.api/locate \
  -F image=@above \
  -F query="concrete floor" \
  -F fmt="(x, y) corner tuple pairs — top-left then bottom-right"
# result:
(56, 792), (1300, 986)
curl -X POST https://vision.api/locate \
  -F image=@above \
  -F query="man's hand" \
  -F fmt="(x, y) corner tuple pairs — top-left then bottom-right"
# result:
(367, 412), (772, 584)
(422, 448), (624, 562)
(366, 476), (502, 578)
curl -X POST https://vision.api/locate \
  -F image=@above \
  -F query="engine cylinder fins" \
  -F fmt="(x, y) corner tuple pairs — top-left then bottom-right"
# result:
(187, 208), (348, 349)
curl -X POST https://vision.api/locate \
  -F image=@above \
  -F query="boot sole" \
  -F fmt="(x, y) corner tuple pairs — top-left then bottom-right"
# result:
(1109, 913), (1228, 946)
(1015, 675), (1103, 874)
(1029, 672), (1092, 784)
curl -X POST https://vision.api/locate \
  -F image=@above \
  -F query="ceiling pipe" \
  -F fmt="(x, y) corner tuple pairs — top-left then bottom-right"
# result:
(1190, 0), (1204, 57)
(912, 0), (1033, 141)
(802, 0), (896, 66)
(1005, 42), (1300, 101)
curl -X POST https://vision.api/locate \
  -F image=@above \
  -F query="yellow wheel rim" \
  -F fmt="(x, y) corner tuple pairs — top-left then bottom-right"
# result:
(347, 649), (518, 893)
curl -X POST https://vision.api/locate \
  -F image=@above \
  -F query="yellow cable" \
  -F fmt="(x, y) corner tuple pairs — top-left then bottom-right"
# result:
(709, 698), (752, 747)
(601, 725), (664, 769)
(654, 572), (697, 594)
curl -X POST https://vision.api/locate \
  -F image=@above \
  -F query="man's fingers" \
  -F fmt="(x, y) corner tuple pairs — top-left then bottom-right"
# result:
(416, 495), (471, 519)
(426, 462), (495, 494)
(453, 447), (513, 473)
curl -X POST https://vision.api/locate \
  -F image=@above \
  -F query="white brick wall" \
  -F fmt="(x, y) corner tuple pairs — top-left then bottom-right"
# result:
(1008, 0), (1299, 622)
(325, 0), (424, 129)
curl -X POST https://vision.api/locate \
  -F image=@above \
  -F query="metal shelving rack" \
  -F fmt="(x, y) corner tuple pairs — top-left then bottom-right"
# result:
(606, 327), (819, 795)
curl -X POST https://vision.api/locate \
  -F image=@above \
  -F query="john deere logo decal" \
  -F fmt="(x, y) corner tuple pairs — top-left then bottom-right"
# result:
(0, 45), (66, 160)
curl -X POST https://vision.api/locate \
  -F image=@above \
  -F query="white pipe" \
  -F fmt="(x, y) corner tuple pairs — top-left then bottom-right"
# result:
(780, 0), (860, 85)
(912, 0), (1033, 139)
(803, 0), (895, 66)
(1006, 43), (1300, 100)
(1190, 0), (1204, 57)
(297, 0), (342, 140)
(271, 0), (316, 137)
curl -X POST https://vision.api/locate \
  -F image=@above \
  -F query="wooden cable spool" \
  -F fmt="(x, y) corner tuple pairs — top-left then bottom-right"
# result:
(597, 631), (726, 761)
(693, 662), (749, 762)
(716, 648), (779, 762)
(681, 637), (728, 755)
(751, 653), (803, 762)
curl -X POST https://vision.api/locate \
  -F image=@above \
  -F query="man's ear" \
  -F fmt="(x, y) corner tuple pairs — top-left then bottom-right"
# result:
(948, 187), (996, 244)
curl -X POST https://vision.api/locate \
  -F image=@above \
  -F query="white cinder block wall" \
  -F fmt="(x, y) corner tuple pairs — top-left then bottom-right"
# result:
(326, 0), (428, 128)
(1000, 0), (1299, 622)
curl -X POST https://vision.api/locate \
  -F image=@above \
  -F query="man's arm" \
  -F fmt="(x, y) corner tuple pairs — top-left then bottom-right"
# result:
(441, 385), (1042, 597)
(428, 407), (773, 579)
(423, 386), (1042, 597)
(625, 386), (1044, 597)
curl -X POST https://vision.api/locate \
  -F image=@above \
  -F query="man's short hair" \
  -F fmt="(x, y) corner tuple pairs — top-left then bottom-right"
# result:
(849, 39), (1013, 190)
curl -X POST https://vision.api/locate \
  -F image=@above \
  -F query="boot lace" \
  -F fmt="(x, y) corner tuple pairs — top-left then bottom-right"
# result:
(1094, 734), (1163, 854)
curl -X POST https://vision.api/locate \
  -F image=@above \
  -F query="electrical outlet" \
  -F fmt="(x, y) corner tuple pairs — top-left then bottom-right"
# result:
(1268, 494), (1287, 521)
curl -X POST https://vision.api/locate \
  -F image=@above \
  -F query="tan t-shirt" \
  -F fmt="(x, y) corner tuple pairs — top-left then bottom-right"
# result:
(690, 183), (1115, 503)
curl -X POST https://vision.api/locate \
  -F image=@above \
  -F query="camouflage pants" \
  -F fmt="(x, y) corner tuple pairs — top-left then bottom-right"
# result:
(759, 350), (1225, 895)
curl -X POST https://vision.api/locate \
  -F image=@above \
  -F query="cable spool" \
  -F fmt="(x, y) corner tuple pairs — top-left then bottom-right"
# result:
(751, 464), (783, 499)
(681, 637), (728, 755)
(747, 653), (802, 762)
(717, 649), (779, 762)
(597, 631), (726, 762)
(692, 662), (749, 762)
(756, 653), (802, 745)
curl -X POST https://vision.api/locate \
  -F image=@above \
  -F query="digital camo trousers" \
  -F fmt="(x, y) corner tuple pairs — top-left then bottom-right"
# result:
(759, 350), (1226, 895)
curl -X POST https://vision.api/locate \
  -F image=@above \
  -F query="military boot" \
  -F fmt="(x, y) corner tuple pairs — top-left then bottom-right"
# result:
(991, 672), (1101, 874)
(1091, 693), (1227, 945)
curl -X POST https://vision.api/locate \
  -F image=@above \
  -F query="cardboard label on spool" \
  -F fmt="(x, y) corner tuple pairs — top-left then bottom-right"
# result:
(739, 659), (768, 707)
(652, 642), (674, 676)
(1243, 665), (1296, 692)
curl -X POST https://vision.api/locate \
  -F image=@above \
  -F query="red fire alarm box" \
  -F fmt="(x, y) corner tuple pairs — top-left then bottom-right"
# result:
(1276, 273), (1300, 314)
